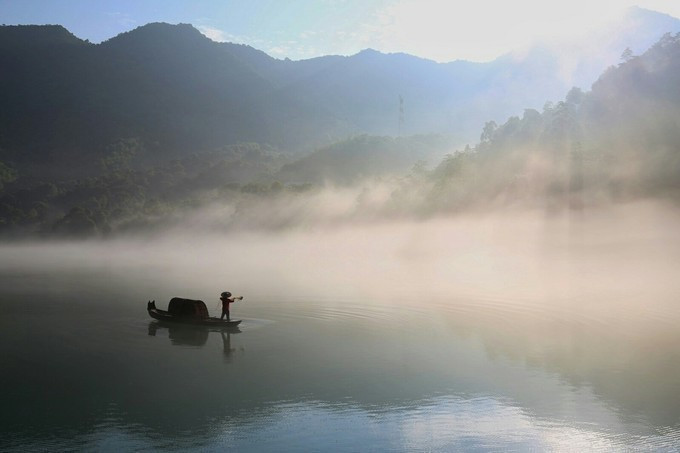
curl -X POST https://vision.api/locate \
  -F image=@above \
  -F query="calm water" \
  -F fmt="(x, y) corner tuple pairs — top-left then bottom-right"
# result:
(2, 212), (680, 451)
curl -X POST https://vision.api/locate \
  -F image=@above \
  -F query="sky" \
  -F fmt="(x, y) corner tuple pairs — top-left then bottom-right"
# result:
(1, 0), (679, 62)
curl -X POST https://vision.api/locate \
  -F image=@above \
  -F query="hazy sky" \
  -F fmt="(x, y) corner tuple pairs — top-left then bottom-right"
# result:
(1, 0), (679, 61)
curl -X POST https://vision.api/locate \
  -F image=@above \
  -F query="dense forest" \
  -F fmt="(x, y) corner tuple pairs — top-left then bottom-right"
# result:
(415, 32), (680, 214)
(1, 27), (679, 238)
(0, 135), (454, 237)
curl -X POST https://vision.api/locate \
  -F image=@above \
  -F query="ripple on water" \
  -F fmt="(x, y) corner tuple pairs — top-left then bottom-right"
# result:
(38, 396), (676, 452)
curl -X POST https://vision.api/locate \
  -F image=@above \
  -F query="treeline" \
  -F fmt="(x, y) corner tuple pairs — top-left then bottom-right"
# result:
(393, 33), (680, 215)
(277, 134), (453, 184)
(0, 136), (453, 238)
(0, 143), (289, 237)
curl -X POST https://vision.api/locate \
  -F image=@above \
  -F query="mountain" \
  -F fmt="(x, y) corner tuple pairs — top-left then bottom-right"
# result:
(276, 134), (455, 185)
(0, 23), (351, 176)
(422, 31), (680, 211)
(504, 6), (680, 97)
(0, 7), (678, 178)
(1, 30), (680, 237)
(264, 6), (680, 140)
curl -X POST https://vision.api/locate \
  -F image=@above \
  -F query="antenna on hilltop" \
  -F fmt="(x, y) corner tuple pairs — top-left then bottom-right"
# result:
(398, 95), (404, 136)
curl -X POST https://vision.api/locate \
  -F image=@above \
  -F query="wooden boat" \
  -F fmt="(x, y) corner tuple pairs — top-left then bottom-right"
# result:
(147, 298), (242, 328)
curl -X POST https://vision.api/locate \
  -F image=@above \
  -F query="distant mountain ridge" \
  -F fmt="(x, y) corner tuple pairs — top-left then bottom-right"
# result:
(0, 7), (679, 175)
(1, 27), (680, 237)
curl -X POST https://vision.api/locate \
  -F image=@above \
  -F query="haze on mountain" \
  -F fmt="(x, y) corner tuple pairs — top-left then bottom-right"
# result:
(1, 6), (680, 238)
(1, 6), (678, 175)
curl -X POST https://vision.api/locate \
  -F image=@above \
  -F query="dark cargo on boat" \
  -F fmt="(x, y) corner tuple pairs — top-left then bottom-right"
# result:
(168, 297), (210, 318)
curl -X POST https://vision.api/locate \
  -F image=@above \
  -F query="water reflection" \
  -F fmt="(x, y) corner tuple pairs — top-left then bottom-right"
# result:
(147, 321), (242, 351)
(148, 321), (209, 346)
(220, 331), (245, 363)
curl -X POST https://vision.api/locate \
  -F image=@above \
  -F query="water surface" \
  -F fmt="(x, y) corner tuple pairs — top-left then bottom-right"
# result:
(2, 209), (680, 451)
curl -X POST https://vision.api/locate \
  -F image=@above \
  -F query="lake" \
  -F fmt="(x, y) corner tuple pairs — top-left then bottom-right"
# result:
(2, 206), (680, 451)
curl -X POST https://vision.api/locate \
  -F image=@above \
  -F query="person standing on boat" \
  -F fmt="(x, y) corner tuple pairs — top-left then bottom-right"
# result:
(220, 291), (243, 321)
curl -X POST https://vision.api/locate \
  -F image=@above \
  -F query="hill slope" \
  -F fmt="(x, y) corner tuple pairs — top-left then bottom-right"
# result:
(0, 7), (678, 177)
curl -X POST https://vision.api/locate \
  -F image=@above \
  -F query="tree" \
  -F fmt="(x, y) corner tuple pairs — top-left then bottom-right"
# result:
(566, 87), (584, 105)
(480, 121), (497, 142)
(621, 47), (635, 63)
(52, 207), (99, 237)
(0, 161), (17, 191)
(101, 138), (143, 172)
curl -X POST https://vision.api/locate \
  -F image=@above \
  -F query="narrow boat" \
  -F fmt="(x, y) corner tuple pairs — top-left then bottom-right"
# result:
(147, 298), (242, 328)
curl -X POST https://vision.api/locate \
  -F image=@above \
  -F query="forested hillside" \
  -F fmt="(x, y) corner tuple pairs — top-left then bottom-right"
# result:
(0, 6), (677, 179)
(2, 32), (679, 238)
(410, 32), (680, 214)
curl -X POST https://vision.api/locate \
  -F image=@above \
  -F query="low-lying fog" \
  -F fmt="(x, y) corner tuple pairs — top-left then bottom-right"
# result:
(3, 199), (679, 329)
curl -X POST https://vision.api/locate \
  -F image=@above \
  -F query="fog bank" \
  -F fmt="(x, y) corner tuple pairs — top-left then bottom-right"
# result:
(2, 201), (679, 331)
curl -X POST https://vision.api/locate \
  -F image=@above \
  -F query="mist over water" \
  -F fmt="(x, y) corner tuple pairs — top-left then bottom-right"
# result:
(5, 199), (680, 307)
(2, 201), (680, 450)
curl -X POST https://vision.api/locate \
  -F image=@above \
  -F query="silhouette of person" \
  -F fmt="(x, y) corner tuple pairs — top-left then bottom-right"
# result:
(220, 291), (243, 321)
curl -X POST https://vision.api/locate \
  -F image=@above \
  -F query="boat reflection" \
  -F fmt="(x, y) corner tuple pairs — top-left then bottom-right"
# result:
(148, 321), (241, 348)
